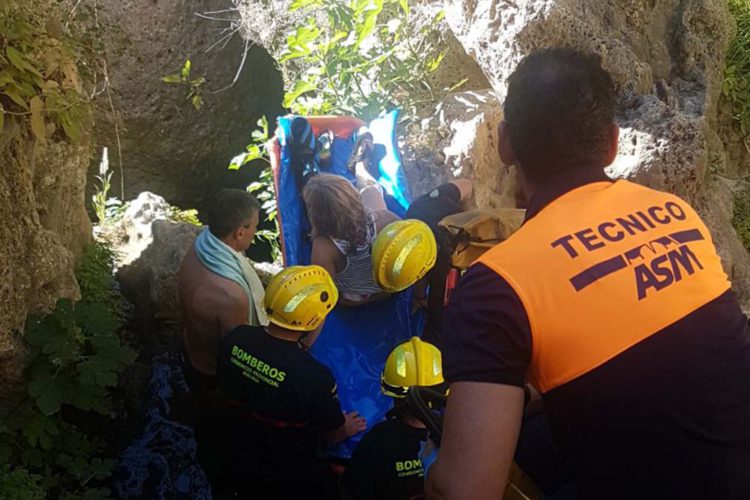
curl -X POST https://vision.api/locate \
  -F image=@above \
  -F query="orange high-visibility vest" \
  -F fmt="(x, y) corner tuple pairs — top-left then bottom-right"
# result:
(478, 180), (730, 393)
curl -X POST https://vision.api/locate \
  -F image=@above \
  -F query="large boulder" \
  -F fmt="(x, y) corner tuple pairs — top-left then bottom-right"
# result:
(446, 0), (750, 308)
(117, 219), (201, 349)
(89, 0), (284, 208)
(104, 192), (279, 349)
(401, 89), (519, 210)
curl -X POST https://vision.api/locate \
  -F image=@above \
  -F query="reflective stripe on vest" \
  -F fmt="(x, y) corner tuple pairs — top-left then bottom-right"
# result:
(478, 180), (730, 393)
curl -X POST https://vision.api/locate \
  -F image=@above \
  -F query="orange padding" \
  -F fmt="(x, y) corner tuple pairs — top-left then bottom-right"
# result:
(306, 116), (366, 138)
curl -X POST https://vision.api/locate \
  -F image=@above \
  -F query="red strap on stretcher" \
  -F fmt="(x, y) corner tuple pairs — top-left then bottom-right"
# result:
(444, 268), (460, 306)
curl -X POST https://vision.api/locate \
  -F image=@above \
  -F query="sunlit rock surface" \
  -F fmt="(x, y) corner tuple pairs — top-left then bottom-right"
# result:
(446, 0), (750, 307)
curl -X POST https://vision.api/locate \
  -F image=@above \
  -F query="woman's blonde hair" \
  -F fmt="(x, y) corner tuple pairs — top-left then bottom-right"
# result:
(303, 174), (369, 253)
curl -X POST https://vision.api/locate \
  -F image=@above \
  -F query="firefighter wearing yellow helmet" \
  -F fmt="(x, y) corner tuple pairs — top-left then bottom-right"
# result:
(213, 265), (367, 499)
(263, 265), (339, 332)
(372, 219), (438, 293)
(341, 337), (446, 500)
(381, 336), (445, 397)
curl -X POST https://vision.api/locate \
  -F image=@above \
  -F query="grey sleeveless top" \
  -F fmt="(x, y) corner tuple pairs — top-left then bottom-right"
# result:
(330, 216), (384, 300)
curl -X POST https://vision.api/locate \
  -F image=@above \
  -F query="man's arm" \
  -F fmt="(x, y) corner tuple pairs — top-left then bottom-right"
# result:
(449, 179), (473, 205)
(322, 411), (367, 445)
(425, 263), (533, 499)
(425, 382), (524, 499)
(310, 369), (367, 444)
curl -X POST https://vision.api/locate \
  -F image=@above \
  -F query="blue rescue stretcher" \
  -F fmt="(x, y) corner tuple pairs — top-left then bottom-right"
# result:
(271, 110), (423, 458)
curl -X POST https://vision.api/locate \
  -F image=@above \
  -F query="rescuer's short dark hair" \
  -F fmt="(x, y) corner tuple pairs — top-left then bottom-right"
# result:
(207, 188), (260, 238)
(504, 48), (616, 182)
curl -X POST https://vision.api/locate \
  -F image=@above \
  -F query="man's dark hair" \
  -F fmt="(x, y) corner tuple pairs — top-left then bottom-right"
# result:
(207, 188), (260, 238)
(504, 48), (616, 182)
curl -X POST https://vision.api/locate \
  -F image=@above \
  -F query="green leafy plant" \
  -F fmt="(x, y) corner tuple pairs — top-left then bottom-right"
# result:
(168, 206), (202, 226)
(229, 115), (282, 263)
(733, 188), (750, 251)
(0, 243), (137, 499)
(91, 147), (125, 225)
(162, 59), (206, 110)
(226, 1), (452, 262)
(280, 0), (452, 120)
(724, 0), (750, 137)
(0, 466), (45, 500)
(0, 0), (91, 144)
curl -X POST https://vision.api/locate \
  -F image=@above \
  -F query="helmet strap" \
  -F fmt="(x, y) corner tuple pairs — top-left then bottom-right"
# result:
(264, 325), (310, 351)
(297, 332), (311, 351)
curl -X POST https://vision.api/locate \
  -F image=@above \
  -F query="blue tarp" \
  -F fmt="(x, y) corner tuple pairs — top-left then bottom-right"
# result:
(114, 353), (212, 499)
(368, 110), (411, 215)
(276, 111), (422, 458)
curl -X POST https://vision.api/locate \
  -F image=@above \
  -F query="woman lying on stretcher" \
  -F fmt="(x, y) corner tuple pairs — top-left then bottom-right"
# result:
(303, 170), (437, 306)
(303, 171), (397, 305)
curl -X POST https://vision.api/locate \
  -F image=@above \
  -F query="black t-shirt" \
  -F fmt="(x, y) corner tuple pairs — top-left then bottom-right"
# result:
(214, 326), (345, 485)
(406, 183), (463, 343)
(442, 171), (750, 499)
(406, 183), (462, 230)
(340, 418), (428, 500)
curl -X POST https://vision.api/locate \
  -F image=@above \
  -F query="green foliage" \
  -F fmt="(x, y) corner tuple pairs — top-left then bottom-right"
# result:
(168, 206), (202, 226)
(229, 116), (282, 262)
(0, 243), (136, 499)
(162, 59), (206, 110)
(724, 0), (750, 134)
(227, 0), (450, 263)
(0, 466), (45, 500)
(733, 189), (750, 251)
(280, 0), (451, 120)
(91, 147), (124, 225)
(0, 0), (91, 145)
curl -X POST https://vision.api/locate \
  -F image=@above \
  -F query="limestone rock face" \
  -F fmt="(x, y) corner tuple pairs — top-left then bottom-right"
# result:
(101, 192), (176, 268)
(117, 219), (201, 348)
(106, 192), (279, 347)
(90, 0), (284, 208)
(401, 89), (518, 210)
(0, 130), (93, 409)
(446, 0), (750, 307)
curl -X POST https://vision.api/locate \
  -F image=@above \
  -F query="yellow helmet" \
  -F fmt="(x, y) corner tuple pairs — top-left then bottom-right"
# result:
(264, 265), (339, 332)
(372, 220), (437, 293)
(381, 337), (444, 398)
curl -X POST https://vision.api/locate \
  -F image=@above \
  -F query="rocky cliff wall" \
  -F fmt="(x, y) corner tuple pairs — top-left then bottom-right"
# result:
(445, 0), (750, 307)
(0, 87), (92, 410)
(89, 0), (285, 209)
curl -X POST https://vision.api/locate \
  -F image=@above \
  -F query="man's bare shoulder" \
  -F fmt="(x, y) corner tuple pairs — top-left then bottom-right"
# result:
(177, 247), (201, 283)
(179, 247), (246, 307)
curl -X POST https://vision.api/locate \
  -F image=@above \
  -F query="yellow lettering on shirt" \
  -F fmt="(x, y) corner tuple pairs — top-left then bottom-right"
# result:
(395, 459), (424, 478)
(229, 346), (287, 388)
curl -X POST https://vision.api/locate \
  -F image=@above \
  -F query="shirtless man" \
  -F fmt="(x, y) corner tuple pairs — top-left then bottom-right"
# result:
(178, 189), (261, 394)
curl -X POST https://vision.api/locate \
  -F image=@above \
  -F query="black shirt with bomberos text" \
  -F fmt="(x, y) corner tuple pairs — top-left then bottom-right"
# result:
(215, 325), (345, 485)
(341, 418), (428, 500)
